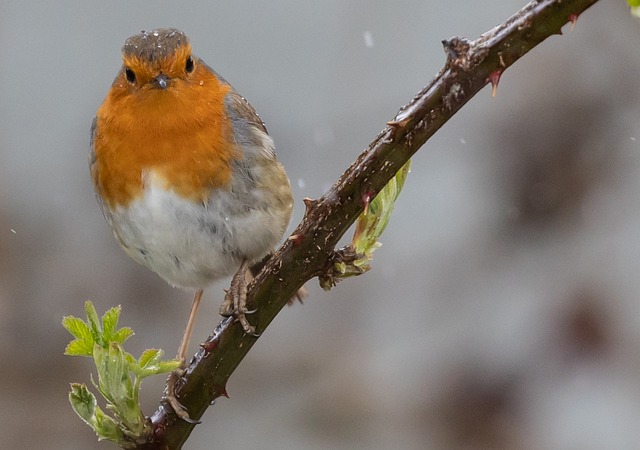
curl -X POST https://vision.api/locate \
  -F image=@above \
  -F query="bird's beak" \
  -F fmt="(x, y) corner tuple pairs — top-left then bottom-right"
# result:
(152, 74), (170, 90)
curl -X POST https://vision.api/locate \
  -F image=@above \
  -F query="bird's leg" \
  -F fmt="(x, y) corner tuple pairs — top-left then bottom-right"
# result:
(164, 289), (203, 423)
(176, 289), (203, 363)
(219, 258), (257, 335)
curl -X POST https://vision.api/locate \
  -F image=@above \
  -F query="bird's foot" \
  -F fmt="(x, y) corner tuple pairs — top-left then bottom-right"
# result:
(219, 261), (259, 336)
(162, 365), (201, 424)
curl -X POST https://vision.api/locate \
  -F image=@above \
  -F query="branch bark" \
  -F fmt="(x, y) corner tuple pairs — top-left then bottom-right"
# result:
(138, 0), (601, 448)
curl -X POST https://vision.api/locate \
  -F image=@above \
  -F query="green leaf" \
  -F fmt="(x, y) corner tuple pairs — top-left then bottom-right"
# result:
(154, 359), (182, 374)
(62, 315), (92, 341)
(62, 316), (94, 356)
(94, 407), (125, 443)
(95, 343), (133, 405)
(64, 339), (94, 357)
(629, 0), (640, 8)
(113, 327), (135, 345)
(96, 343), (145, 433)
(69, 383), (97, 424)
(84, 301), (104, 347)
(69, 383), (125, 443)
(134, 348), (181, 379)
(351, 160), (410, 270)
(100, 305), (134, 345)
(124, 351), (137, 367)
(138, 348), (161, 368)
(64, 301), (134, 357)
(101, 306), (121, 342)
(353, 160), (410, 257)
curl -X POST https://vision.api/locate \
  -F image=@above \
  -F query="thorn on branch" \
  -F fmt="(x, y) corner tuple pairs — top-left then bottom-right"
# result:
(287, 234), (303, 246)
(387, 118), (410, 129)
(569, 13), (579, 31)
(303, 197), (318, 211)
(219, 385), (229, 399)
(200, 338), (219, 353)
(487, 69), (503, 97)
(386, 118), (410, 143)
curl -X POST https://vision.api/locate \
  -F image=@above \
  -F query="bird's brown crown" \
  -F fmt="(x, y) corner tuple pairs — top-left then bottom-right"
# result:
(123, 28), (189, 62)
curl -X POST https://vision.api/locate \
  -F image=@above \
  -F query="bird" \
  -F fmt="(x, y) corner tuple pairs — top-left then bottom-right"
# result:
(89, 28), (294, 420)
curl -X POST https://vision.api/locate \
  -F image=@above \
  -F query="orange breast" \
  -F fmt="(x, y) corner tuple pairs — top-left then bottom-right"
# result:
(92, 68), (234, 209)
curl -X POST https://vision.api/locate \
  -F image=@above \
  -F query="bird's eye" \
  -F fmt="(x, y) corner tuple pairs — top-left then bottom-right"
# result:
(125, 67), (136, 84)
(185, 56), (194, 73)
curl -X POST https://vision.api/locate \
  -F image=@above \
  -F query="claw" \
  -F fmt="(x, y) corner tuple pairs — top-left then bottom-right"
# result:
(219, 288), (233, 316)
(164, 369), (202, 424)
(219, 259), (260, 335)
(237, 312), (260, 337)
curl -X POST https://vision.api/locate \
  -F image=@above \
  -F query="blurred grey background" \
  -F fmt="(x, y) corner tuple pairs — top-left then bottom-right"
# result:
(1, 0), (639, 448)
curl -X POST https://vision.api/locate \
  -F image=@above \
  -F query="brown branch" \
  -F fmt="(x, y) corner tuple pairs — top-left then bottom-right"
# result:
(137, 0), (601, 448)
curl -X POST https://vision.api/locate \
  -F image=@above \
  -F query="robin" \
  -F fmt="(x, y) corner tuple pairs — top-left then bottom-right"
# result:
(89, 28), (294, 419)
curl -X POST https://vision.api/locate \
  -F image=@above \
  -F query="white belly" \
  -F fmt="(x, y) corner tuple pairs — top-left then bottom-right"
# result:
(105, 173), (290, 290)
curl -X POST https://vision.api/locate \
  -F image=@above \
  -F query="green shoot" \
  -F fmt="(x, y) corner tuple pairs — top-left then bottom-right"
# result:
(63, 301), (181, 447)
